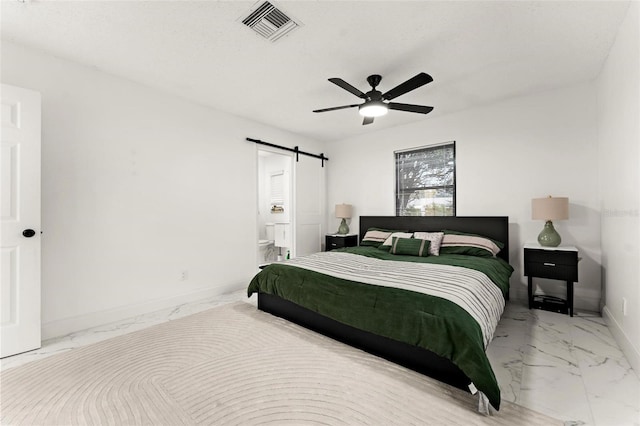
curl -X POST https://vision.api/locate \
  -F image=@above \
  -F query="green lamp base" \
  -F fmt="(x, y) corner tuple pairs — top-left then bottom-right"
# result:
(538, 220), (561, 247)
(337, 218), (349, 235)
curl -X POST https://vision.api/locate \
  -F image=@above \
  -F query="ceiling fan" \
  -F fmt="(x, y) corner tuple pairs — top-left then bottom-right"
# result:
(313, 72), (434, 125)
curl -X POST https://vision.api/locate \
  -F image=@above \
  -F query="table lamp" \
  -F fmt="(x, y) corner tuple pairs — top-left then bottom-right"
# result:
(335, 204), (352, 235)
(531, 196), (569, 247)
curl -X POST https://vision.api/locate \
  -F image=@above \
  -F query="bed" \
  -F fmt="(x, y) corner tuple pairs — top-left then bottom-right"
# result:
(247, 216), (513, 411)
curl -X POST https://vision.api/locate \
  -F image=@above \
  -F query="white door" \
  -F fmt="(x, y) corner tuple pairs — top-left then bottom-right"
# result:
(1, 84), (41, 358)
(294, 154), (326, 256)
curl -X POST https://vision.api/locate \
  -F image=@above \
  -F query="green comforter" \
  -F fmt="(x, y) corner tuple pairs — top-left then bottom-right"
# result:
(247, 246), (513, 410)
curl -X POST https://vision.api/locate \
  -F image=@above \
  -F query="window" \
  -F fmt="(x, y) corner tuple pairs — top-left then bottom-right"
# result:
(395, 142), (456, 216)
(270, 171), (285, 205)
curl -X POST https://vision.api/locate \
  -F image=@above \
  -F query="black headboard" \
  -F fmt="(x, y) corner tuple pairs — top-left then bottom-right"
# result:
(359, 216), (510, 263)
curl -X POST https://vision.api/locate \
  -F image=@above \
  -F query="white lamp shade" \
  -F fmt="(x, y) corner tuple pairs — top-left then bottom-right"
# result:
(532, 196), (569, 221)
(335, 203), (352, 219)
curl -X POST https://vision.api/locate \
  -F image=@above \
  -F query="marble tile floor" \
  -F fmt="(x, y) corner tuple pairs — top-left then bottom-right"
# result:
(489, 302), (640, 426)
(1, 291), (638, 425)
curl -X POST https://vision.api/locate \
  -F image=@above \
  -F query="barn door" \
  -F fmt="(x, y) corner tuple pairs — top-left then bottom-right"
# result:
(294, 154), (326, 256)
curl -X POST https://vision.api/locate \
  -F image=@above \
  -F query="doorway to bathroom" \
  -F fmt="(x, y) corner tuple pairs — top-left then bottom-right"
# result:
(257, 148), (294, 268)
(256, 144), (327, 269)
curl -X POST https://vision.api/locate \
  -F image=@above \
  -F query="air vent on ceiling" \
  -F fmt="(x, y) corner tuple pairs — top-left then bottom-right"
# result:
(241, 1), (300, 42)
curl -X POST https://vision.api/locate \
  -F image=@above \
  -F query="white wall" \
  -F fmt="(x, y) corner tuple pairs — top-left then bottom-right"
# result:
(596, 2), (640, 372)
(326, 83), (601, 310)
(1, 41), (326, 338)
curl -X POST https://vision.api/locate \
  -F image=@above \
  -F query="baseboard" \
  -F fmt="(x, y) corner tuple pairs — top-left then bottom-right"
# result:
(602, 305), (640, 374)
(41, 282), (244, 340)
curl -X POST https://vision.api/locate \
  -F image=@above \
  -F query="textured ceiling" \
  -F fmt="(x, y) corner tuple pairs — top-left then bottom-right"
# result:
(1, 1), (630, 142)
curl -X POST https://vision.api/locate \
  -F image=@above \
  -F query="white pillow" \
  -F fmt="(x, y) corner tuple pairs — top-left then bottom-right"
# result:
(413, 231), (445, 256)
(361, 229), (392, 246)
(441, 234), (501, 256)
(382, 232), (413, 246)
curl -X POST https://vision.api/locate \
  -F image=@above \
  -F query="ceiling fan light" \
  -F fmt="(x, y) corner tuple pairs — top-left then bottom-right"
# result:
(359, 101), (388, 117)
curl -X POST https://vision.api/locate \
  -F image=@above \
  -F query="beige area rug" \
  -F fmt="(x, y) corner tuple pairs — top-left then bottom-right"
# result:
(1, 302), (561, 425)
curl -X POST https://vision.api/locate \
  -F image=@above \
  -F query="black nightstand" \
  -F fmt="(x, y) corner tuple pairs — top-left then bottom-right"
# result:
(524, 244), (579, 316)
(325, 234), (358, 251)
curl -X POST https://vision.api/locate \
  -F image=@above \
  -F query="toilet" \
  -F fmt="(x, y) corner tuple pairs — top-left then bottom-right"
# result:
(258, 224), (276, 264)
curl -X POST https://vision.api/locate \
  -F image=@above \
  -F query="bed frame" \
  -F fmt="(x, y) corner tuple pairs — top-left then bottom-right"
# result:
(257, 215), (509, 394)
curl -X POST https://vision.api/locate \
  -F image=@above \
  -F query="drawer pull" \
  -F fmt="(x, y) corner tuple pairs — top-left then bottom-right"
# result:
(543, 262), (556, 267)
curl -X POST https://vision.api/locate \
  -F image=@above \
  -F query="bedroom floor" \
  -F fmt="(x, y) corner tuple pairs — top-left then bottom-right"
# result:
(2, 291), (638, 426)
(488, 302), (640, 426)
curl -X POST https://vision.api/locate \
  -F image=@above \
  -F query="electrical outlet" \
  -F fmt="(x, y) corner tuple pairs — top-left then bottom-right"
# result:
(180, 270), (188, 281)
(622, 297), (628, 316)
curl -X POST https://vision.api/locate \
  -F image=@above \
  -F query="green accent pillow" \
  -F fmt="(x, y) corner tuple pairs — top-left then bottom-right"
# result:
(390, 237), (431, 257)
(439, 245), (495, 257)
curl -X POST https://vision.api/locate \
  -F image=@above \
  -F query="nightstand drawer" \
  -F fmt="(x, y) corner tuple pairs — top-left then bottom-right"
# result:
(328, 240), (345, 249)
(524, 262), (577, 281)
(325, 234), (358, 251)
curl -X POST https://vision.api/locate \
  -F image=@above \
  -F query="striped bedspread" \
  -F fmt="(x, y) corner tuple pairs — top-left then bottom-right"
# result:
(284, 251), (505, 348)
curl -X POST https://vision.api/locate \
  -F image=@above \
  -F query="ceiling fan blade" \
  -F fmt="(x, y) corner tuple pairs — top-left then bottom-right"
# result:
(328, 78), (367, 99)
(382, 73), (433, 101)
(362, 116), (374, 125)
(388, 102), (434, 114)
(313, 104), (360, 113)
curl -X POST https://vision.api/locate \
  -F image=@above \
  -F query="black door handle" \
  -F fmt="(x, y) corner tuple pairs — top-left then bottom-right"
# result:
(22, 229), (36, 238)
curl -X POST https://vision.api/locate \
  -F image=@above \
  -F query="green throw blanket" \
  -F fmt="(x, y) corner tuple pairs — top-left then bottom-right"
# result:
(248, 246), (514, 410)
